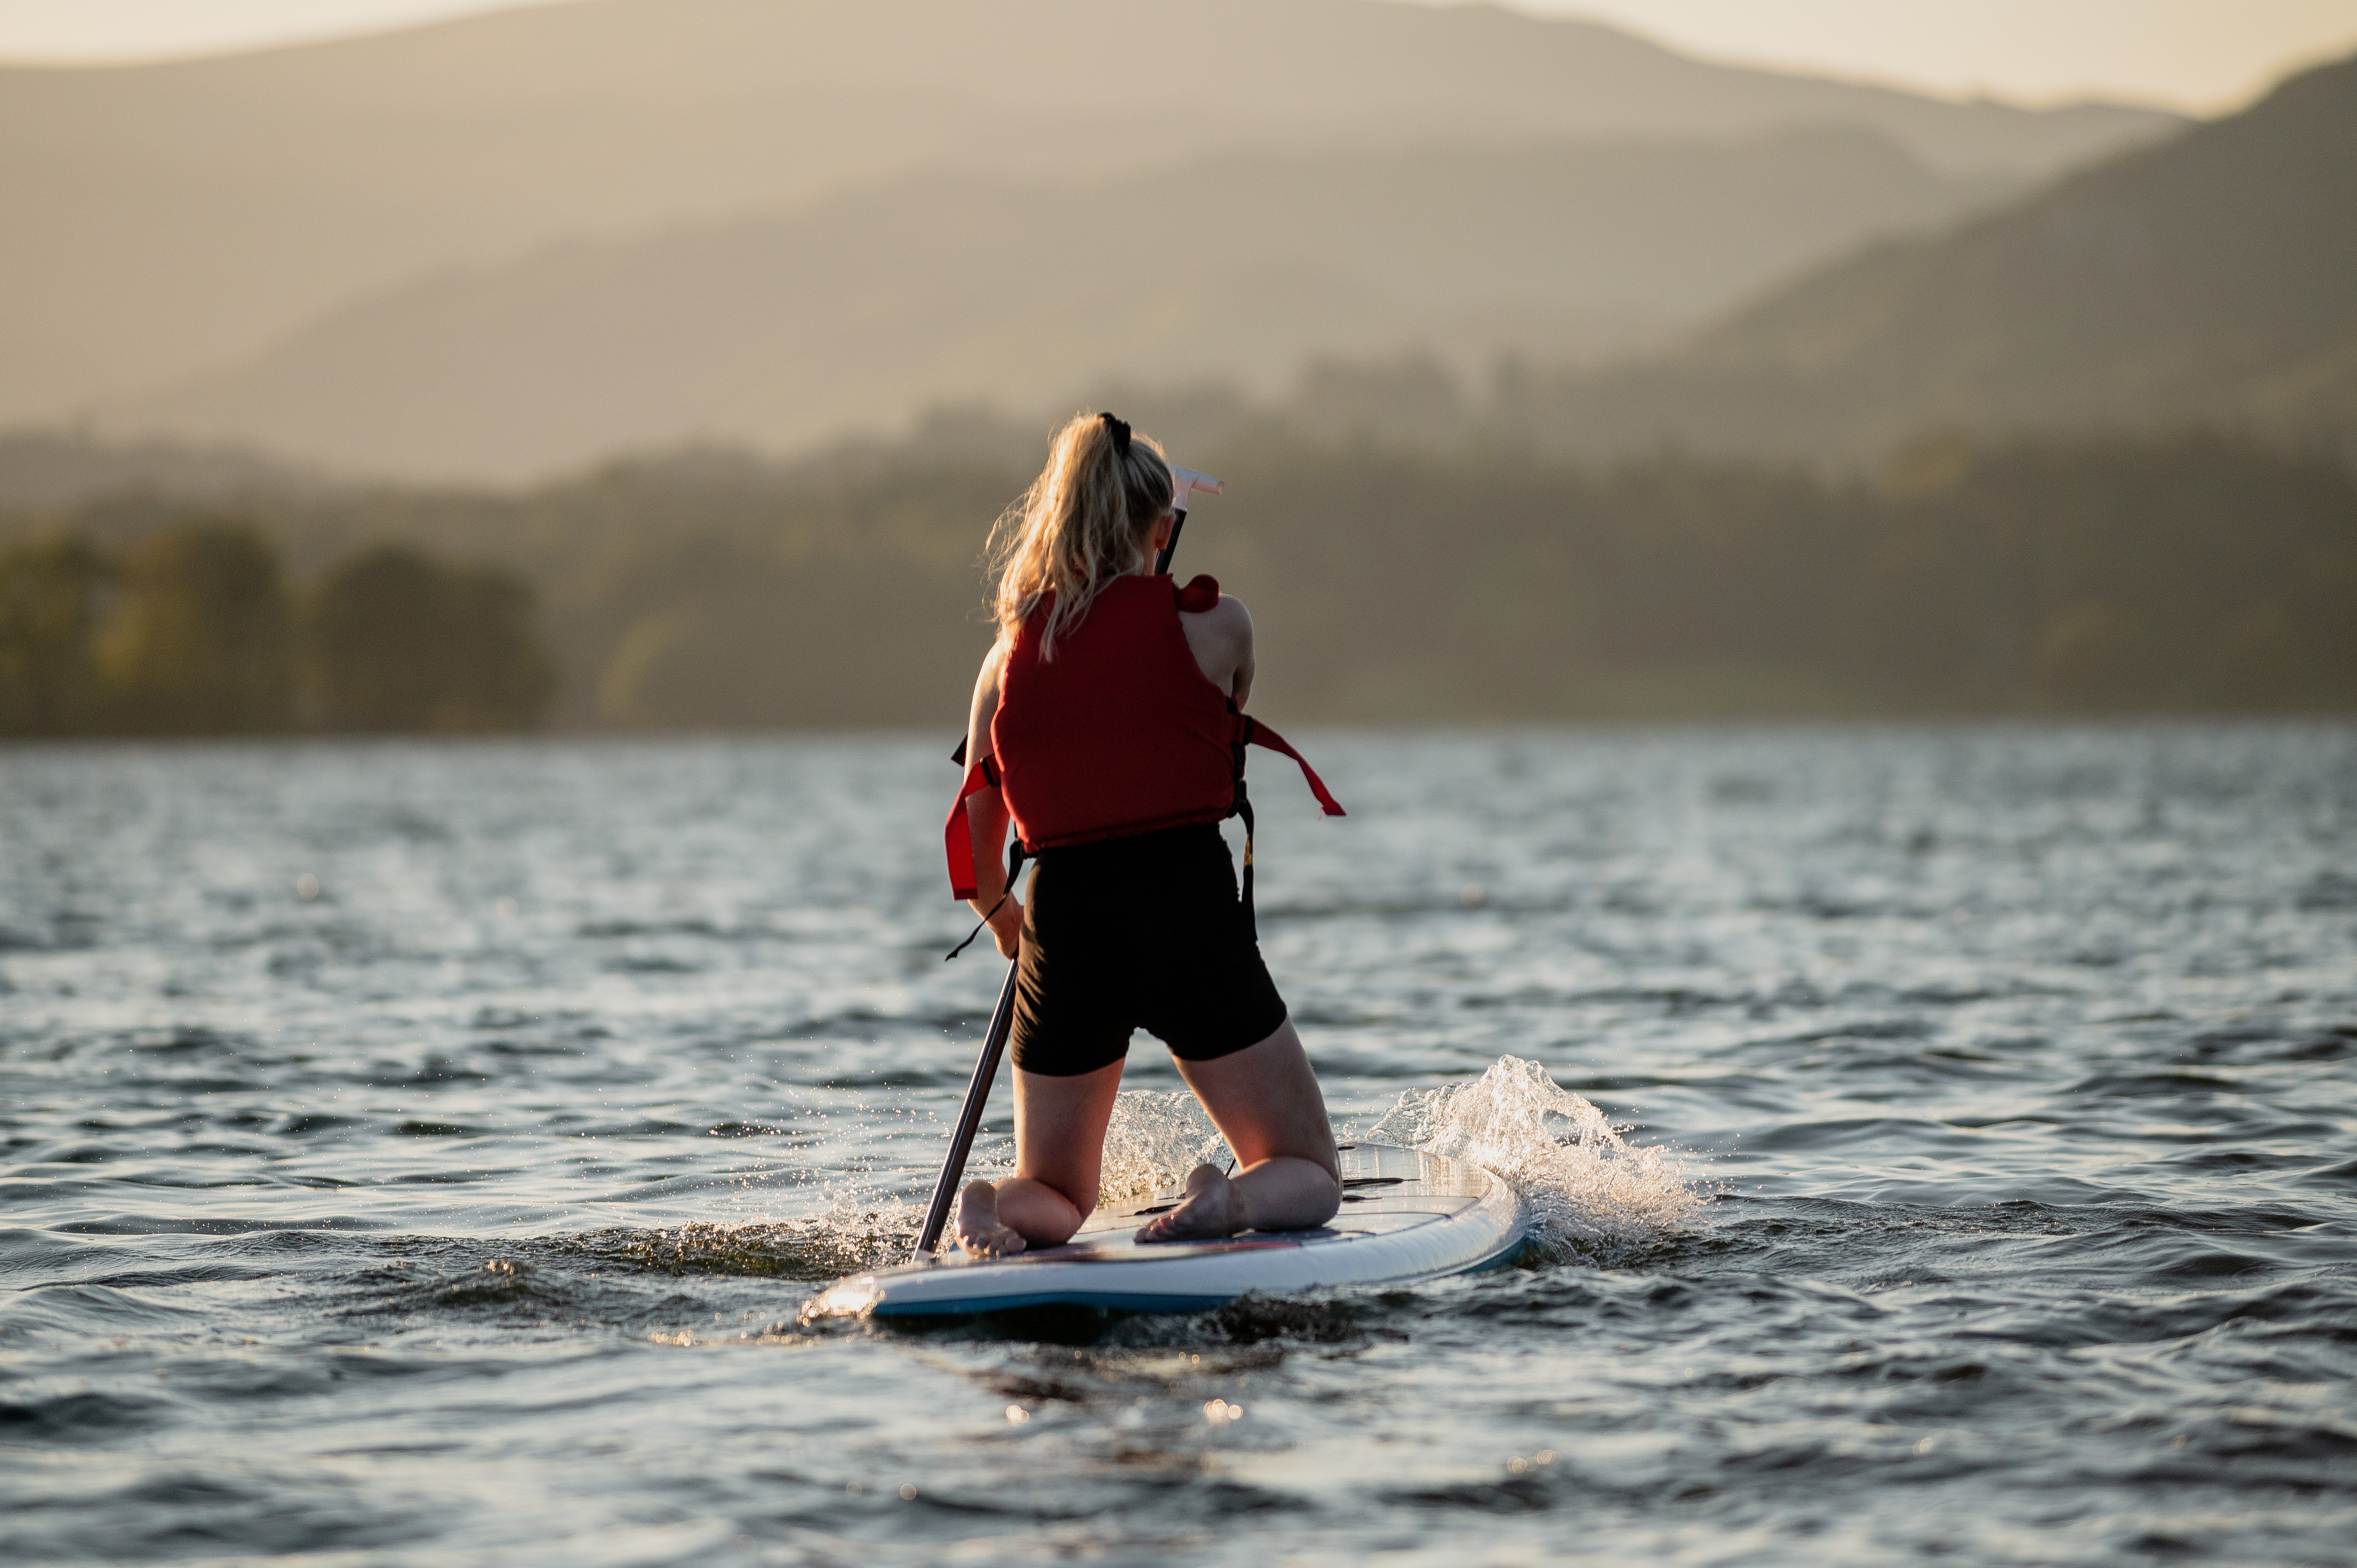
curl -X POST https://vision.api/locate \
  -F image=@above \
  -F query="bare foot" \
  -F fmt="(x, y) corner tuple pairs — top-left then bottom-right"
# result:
(955, 1180), (1027, 1258)
(1134, 1163), (1249, 1244)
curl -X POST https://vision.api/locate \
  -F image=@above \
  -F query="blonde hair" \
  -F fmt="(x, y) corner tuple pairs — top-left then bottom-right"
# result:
(987, 411), (1174, 656)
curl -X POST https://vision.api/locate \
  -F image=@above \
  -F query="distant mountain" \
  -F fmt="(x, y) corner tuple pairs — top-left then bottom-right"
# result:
(109, 130), (2008, 480)
(1513, 54), (2357, 462)
(0, 0), (2176, 427)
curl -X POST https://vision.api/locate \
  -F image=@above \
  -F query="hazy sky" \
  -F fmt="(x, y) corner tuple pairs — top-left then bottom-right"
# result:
(1529, 0), (2357, 109)
(1, 0), (2352, 109)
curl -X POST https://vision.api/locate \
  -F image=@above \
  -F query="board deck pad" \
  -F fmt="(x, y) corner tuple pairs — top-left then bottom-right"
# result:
(810, 1143), (1526, 1318)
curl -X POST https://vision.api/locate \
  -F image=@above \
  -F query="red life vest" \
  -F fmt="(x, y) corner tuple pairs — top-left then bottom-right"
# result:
(943, 573), (1343, 899)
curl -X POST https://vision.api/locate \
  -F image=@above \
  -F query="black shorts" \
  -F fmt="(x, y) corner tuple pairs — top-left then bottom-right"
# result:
(1009, 822), (1289, 1078)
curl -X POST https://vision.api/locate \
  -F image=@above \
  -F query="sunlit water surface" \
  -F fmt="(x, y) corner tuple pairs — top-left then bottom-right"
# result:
(3, 727), (2354, 1567)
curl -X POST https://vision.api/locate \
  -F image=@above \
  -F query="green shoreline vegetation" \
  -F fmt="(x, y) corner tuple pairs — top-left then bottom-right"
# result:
(0, 522), (552, 738)
(2, 416), (2352, 737)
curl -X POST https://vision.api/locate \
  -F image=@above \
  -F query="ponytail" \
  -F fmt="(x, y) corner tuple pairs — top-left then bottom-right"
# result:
(987, 411), (1174, 656)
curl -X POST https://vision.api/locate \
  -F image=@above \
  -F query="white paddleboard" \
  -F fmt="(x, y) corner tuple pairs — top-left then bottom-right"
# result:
(810, 1143), (1526, 1319)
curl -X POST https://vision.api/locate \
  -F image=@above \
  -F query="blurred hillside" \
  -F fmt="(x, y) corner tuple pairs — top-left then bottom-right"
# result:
(6, 411), (2351, 734)
(116, 131), (2003, 480)
(1514, 54), (2357, 462)
(0, 519), (551, 738)
(0, 0), (2173, 457)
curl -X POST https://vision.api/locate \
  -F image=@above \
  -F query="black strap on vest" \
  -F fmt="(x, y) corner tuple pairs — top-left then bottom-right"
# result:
(1230, 711), (1259, 940)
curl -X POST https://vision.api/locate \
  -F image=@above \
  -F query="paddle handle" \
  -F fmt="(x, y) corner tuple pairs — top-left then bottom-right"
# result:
(1152, 503), (1188, 575)
(912, 956), (1022, 1259)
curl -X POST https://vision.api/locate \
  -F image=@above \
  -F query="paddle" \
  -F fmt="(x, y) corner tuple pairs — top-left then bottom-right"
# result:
(912, 467), (1224, 1261)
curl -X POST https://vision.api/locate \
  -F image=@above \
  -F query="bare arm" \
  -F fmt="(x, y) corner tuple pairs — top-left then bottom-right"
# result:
(1179, 594), (1256, 709)
(963, 640), (1023, 958)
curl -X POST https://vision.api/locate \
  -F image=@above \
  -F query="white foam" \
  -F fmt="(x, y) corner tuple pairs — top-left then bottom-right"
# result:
(1367, 1055), (1704, 1262)
(1095, 1090), (1228, 1204)
(1086, 1056), (1703, 1264)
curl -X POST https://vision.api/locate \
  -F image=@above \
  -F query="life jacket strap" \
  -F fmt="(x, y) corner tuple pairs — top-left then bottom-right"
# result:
(943, 752), (1002, 902)
(1225, 715), (1345, 939)
(1239, 717), (1345, 818)
(1234, 775), (1259, 939)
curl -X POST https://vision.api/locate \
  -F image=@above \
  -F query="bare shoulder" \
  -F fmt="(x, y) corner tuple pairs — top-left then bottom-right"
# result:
(1184, 592), (1253, 643)
(966, 635), (1011, 758)
(1179, 593), (1255, 701)
(969, 640), (1006, 702)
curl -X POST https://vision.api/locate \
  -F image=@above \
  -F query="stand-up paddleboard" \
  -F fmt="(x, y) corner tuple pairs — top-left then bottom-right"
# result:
(810, 1143), (1526, 1319)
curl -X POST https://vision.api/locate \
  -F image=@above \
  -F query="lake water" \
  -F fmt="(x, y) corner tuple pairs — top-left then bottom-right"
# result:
(3, 726), (2354, 1566)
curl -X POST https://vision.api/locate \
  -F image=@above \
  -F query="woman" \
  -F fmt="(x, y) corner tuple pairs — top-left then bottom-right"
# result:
(944, 411), (1346, 1257)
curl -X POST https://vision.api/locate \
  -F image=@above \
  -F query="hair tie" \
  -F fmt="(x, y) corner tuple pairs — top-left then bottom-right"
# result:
(1098, 411), (1131, 457)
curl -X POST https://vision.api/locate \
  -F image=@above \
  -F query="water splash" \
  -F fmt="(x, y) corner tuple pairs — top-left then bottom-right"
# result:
(573, 1203), (919, 1282)
(1368, 1055), (1703, 1262)
(1077, 1058), (1703, 1264)
(954, 1091), (1224, 1206)
(1096, 1091), (1228, 1204)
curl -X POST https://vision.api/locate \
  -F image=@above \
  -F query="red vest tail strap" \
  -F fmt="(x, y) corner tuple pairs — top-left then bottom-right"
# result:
(942, 755), (998, 901)
(1241, 719), (1346, 817)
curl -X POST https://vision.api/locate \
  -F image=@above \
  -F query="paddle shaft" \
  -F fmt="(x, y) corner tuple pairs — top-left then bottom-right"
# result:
(912, 957), (1021, 1259)
(913, 499), (1194, 1261)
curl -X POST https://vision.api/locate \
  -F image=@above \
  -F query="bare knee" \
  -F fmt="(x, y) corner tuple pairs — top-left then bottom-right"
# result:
(1234, 1154), (1342, 1233)
(1018, 1173), (1098, 1221)
(1302, 1160), (1343, 1223)
(997, 1175), (1092, 1245)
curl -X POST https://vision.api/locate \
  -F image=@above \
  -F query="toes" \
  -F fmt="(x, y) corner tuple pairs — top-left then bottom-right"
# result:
(1132, 1210), (1182, 1244)
(959, 1224), (1028, 1259)
(1134, 1184), (1237, 1244)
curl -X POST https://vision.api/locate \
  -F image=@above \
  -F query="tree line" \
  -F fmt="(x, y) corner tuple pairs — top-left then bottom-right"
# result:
(473, 422), (2355, 726)
(3, 414), (2351, 733)
(0, 520), (554, 737)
